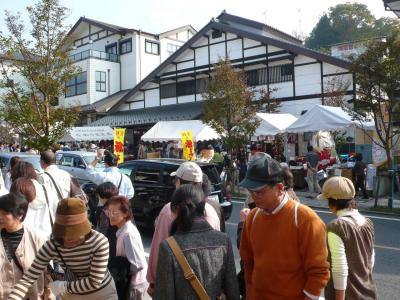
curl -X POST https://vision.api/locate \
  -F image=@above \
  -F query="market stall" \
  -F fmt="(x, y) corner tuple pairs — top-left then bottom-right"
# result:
(253, 113), (298, 138)
(140, 120), (221, 159)
(141, 120), (220, 142)
(285, 105), (375, 187)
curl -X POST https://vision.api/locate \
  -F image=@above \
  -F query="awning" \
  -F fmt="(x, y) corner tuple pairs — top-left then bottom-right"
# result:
(285, 105), (374, 133)
(254, 113), (298, 136)
(90, 102), (203, 127)
(141, 120), (220, 142)
(60, 126), (114, 142)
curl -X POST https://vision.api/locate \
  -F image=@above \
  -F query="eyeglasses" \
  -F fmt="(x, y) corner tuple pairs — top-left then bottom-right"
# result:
(247, 184), (275, 197)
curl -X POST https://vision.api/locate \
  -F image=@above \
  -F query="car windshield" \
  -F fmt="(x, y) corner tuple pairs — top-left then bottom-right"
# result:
(21, 157), (42, 173)
(83, 155), (104, 168)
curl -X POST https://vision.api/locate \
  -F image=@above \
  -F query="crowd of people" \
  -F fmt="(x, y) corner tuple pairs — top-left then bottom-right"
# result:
(0, 147), (377, 299)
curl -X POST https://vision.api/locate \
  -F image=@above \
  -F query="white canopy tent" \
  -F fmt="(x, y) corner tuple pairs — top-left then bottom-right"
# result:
(254, 113), (298, 137)
(60, 126), (114, 142)
(285, 105), (374, 133)
(141, 120), (221, 142)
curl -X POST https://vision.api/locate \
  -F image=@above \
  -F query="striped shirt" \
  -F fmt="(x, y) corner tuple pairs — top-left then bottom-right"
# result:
(9, 230), (112, 299)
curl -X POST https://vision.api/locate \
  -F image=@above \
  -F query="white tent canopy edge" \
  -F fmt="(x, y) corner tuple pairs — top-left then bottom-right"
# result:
(141, 120), (220, 142)
(60, 126), (114, 142)
(285, 105), (375, 133)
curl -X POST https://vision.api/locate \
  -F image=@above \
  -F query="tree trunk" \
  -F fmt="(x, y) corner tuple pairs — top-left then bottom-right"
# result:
(386, 149), (393, 209)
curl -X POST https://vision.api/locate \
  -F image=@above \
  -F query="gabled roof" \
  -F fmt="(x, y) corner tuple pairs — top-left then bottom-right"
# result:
(80, 90), (130, 114)
(109, 13), (351, 113)
(159, 25), (197, 38)
(217, 11), (303, 45)
(67, 17), (197, 41)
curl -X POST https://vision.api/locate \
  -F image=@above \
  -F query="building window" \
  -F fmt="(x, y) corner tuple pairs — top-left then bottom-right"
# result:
(160, 83), (176, 98)
(96, 71), (106, 92)
(196, 78), (210, 93)
(65, 72), (87, 97)
(145, 40), (160, 55)
(167, 43), (179, 55)
(119, 39), (132, 54)
(105, 43), (117, 54)
(177, 80), (195, 97)
(212, 30), (222, 39)
(246, 64), (293, 86)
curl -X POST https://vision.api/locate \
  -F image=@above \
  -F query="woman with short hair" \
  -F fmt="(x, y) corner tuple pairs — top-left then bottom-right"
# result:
(0, 193), (49, 299)
(108, 195), (148, 300)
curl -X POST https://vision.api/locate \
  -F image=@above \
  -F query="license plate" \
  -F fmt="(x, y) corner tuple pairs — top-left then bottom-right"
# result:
(209, 194), (219, 203)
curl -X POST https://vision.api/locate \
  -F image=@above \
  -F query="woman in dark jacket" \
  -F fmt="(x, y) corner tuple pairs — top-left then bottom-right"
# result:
(153, 184), (239, 300)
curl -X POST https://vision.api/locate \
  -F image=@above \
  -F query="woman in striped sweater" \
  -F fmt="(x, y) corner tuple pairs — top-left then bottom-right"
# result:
(8, 198), (118, 300)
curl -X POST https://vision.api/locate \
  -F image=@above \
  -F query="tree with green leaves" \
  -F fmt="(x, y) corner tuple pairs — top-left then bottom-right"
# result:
(305, 3), (400, 51)
(203, 59), (268, 152)
(305, 14), (338, 53)
(0, 0), (79, 152)
(349, 33), (400, 208)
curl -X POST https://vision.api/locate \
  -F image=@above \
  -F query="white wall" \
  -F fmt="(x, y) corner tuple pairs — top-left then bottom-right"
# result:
(89, 59), (120, 102)
(144, 89), (160, 107)
(294, 63), (322, 96)
(136, 34), (161, 81)
(120, 36), (137, 90)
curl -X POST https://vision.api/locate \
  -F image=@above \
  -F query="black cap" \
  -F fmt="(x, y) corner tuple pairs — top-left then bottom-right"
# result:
(239, 156), (283, 190)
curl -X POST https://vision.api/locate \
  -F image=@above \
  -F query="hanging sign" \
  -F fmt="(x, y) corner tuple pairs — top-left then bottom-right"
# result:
(181, 131), (195, 161)
(114, 128), (126, 164)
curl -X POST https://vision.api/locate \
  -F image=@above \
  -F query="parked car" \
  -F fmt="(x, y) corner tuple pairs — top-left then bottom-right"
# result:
(56, 151), (104, 183)
(115, 158), (232, 228)
(0, 152), (42, 178)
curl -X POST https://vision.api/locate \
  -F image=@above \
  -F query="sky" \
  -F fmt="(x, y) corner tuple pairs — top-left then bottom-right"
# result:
(0, 0), (396, 38)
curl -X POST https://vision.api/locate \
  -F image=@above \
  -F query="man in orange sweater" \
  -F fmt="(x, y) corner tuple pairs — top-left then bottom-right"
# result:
(239, 155), (329, 300)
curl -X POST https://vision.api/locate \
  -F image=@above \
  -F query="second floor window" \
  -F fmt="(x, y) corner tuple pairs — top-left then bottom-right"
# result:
(120, 39), (132, 54)
(145, 40), (160, 55)
(96, 71), (106, 92)
(167, 43), (179, 55)
(105, 43), (117, 54)
(65, 72), (87, 97)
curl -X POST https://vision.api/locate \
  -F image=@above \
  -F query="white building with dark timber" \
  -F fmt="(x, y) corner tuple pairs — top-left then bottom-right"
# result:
(59, 17), (196, 124)
(91, 11), (355, 145)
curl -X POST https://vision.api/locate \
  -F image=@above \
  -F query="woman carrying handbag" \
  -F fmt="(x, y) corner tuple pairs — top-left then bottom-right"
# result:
(8, 197), (118, 300)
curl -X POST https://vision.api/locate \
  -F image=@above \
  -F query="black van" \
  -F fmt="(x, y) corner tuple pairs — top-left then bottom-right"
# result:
(117, 158), (232, 228)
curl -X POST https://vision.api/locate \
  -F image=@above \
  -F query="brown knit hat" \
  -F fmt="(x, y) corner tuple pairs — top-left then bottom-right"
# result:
(52, 198), (91, 240)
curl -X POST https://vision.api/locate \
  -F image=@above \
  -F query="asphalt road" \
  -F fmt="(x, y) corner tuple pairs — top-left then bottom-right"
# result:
(139, 199), (400, 299)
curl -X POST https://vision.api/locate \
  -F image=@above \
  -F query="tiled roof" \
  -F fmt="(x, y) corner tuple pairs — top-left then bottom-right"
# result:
(90, 101), (203, 127)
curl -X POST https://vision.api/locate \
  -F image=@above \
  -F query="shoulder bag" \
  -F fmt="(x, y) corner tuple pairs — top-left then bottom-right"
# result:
(166, 236), (211, 300)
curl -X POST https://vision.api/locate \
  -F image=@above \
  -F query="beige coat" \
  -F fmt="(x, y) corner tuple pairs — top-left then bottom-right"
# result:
(0, 226), (47, 299)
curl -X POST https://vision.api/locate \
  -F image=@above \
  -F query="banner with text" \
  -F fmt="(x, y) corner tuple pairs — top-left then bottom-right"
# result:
(181, 130), (195, 161)
(114, 128), (126, 164)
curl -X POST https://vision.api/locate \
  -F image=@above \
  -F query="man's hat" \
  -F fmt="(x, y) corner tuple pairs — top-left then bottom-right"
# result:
(239, 156), (283, 190)
(52, 198), (91, 240)
(171, 162), (203, 183)
(317, 176), (355, 200)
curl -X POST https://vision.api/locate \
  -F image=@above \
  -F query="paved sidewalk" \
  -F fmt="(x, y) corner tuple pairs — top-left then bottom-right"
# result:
(295, 191), (375, 211)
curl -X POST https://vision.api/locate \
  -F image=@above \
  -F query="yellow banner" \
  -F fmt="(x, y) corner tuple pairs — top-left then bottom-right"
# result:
(181, 130), (195, 161)
(114, 128), (126, 164)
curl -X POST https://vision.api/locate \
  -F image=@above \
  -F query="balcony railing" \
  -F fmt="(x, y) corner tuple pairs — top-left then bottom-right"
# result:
(70, 50), (119, 63)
